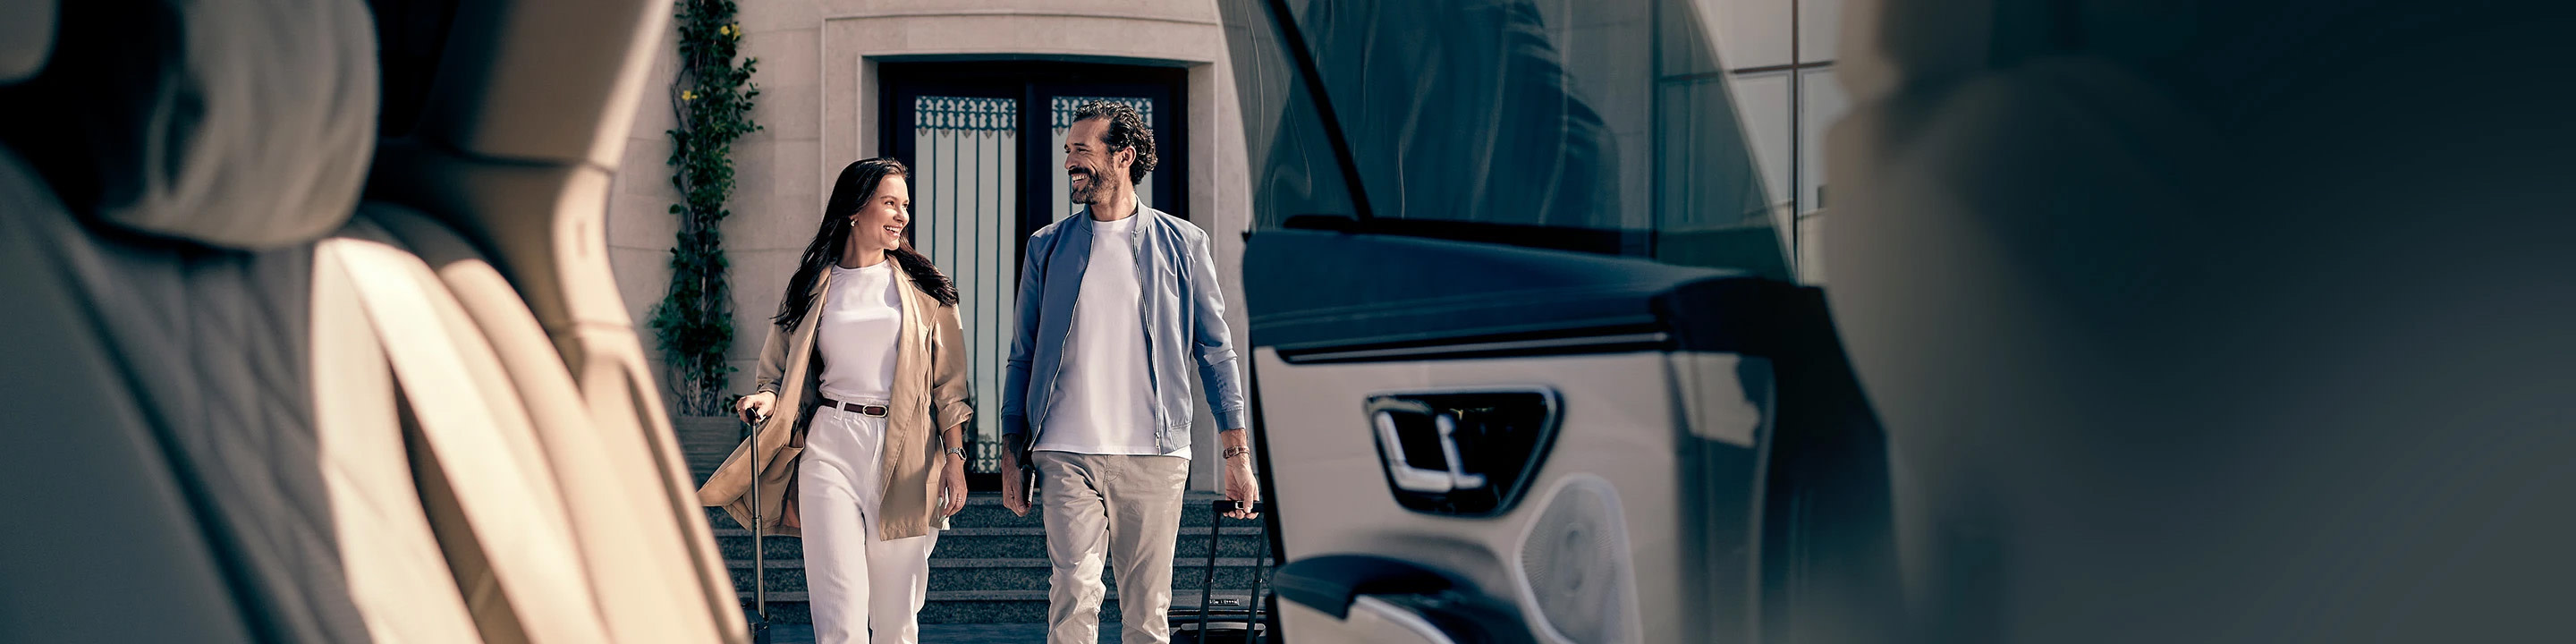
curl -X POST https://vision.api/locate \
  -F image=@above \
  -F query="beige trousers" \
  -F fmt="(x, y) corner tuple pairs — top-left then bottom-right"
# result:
(1033, 451), (1190, 644)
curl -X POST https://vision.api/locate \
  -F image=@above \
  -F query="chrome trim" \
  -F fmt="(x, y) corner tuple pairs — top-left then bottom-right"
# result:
(1375, 410), (1489, 494)
(1283, 332), (1669, 364)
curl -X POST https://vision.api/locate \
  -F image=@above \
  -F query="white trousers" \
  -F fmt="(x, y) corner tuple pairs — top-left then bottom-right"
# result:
(799, 404), (938, 644)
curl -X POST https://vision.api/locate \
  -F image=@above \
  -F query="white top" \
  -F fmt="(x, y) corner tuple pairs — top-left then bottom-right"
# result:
(1038, 215), (1183, 457)
(816, 259), (902, 403)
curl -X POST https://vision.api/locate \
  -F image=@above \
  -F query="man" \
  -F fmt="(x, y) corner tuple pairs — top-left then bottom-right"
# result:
(999, 100), (1258, 644)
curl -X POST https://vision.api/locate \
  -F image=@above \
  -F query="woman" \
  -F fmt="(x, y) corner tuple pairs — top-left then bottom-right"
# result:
(699, 157), (972, 644)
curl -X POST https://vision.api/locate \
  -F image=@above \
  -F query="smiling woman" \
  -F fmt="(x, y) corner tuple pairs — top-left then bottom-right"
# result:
(703, 156), (975, 644)
(773, 158), (958, 331)
(843, 174), (915, 263)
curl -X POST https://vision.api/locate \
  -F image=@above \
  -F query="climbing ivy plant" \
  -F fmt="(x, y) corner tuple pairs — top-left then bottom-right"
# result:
(653, 0), (760, 416)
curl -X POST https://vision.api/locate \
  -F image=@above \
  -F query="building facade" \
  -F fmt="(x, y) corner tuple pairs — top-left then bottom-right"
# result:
(609, 0), (1255, 490)
(606, 0), (1841, 491)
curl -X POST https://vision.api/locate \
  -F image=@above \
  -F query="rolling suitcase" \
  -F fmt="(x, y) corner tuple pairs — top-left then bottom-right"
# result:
(1174, 499), (1272, 644)
(744, 414), (773, 644)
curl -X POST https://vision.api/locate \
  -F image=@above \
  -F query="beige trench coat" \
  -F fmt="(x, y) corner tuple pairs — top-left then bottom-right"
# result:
(696, 262), (972, 539)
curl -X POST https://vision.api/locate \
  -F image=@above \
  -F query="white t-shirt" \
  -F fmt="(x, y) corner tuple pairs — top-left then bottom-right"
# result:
(1037, 214), (1182, 457)
(816, 259), (902, 402)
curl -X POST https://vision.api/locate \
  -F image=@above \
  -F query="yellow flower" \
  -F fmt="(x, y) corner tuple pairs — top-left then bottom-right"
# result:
(681, 89), (697, 101)
(721, 24), (738, 38)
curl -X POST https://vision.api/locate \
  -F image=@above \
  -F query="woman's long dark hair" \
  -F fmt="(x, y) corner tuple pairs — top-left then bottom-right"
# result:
(774, 157), (958, 331)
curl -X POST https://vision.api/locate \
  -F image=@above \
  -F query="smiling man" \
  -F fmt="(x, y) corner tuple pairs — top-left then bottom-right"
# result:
(997, 100), (1257, 644)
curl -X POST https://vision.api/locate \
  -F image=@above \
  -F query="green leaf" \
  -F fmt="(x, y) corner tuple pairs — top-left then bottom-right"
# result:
(655, 0), (762, 412)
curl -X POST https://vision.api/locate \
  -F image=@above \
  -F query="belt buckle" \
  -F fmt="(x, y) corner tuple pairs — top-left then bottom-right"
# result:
(826, 397), (889, 417)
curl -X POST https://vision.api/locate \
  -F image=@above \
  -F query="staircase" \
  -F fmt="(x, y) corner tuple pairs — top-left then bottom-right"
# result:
(680, 416), (1273, 625)
(709, 496), (1269, 624)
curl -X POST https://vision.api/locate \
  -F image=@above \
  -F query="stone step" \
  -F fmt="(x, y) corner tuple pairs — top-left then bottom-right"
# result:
(729, 557), (1271, 568)
(702, 489), (1273, 625)
(713, 527), (1269, 561)
(747, 590), (1261, 606)
(724, 558), (1272, 593)
(741, 591), (1266, 625)
(673, 415), (748, 481)
(701, 494), (1262, 531)
(707, 503), (1046, 531)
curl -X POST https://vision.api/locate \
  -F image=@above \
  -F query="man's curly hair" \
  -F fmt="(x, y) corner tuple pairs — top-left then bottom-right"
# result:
(1073, 101), (1156, 185)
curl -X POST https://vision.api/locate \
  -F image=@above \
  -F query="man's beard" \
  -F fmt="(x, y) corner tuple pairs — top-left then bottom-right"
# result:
(1069, 170), (1101, 205)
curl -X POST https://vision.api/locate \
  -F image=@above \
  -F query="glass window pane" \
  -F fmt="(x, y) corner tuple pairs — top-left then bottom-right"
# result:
(911, 96), (1019, 458)
(1286, 0), (1626, 233)
(1728, 72), (1794, 213)
(1219, 0), (1364, 230)
(1800, 66), (1846, 214)
(1224, 0), (1785, 277)
(1800, 0), (1842, 64)
(1657, 76), (1784, 275)
(1702, 0), (1795, 69)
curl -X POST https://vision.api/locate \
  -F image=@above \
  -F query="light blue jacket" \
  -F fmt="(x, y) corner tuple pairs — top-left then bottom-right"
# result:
(1000, 206), (1249, 453)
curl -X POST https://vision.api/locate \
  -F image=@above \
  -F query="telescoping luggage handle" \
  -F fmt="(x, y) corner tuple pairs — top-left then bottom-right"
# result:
(747, 412), (772, 644)
(1195, 499), (1271, 644)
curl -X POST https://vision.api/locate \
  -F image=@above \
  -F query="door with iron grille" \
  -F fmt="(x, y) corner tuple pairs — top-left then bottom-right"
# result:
(882, 62), (1188, 489)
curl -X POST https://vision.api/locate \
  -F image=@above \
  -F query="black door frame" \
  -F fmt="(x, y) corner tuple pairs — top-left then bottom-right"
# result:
(877, 60), (1190, 488)
(880, 61), (1191, 263)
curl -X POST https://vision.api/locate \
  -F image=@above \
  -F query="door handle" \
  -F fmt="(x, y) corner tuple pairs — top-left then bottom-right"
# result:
(1365, 389), (1560, 516)
(1375, 409), (1487, 494)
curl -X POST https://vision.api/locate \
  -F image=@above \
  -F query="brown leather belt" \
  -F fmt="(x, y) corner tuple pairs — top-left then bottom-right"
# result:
(818, 396), (889, 418)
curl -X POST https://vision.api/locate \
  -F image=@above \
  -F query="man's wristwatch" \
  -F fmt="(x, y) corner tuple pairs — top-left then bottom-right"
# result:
(945, 446), (966, 460)
(1222, 445), (1252, 460)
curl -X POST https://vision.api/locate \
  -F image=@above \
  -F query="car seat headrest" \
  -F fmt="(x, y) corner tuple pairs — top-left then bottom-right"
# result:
(0, 0), (378, 250)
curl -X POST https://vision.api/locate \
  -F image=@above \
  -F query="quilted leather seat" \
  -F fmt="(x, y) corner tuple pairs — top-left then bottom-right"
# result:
(0, 0), (744, 641)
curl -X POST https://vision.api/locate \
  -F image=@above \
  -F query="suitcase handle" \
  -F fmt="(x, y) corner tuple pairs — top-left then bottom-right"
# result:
(1199, 499), (1271, 642)
(748, 413), (771, 644)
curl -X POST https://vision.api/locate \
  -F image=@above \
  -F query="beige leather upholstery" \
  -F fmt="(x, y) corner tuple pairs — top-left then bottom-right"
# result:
(309, 202), (744, 644)
(310, 217), (486, 644)
(2, 149), (381, 643)
(410, 1), (670, 168)
(0, 148), (266, 644)
(359, 0), (744, 640)
(322, 216), (616, 643)
(3, 0), (377, 250)
(363, 0), (746, 637)
(0, 0), (742, 641)
(356, 204), (732, 642)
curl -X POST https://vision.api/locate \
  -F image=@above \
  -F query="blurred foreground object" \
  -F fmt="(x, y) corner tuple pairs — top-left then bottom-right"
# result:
(0, 0), (749, 641)
(1826, 0), (2576, 641)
